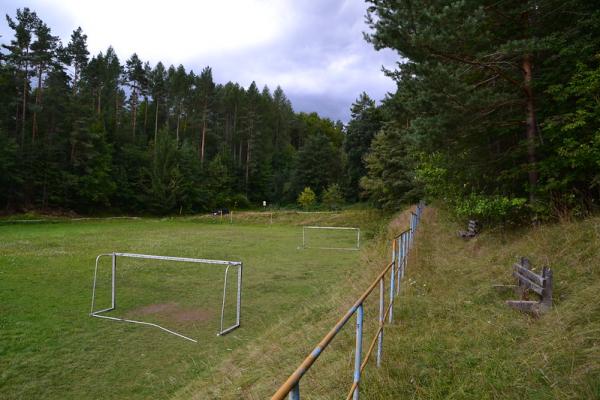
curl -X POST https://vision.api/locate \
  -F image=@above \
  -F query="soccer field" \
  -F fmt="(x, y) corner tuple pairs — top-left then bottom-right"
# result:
(0, 212), (381, 399)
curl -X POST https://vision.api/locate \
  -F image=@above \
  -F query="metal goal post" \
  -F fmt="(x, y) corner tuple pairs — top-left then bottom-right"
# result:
(89, 252), (242, 342)
(302, 226), (361, 251)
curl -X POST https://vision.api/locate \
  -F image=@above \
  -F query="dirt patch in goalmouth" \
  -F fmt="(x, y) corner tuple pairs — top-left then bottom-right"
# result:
(127, 302), (214, 323)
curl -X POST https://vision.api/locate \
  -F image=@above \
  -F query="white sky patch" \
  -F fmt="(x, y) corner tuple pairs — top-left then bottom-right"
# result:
(37, 0), (291, 63)
(262, 54), (389, 97)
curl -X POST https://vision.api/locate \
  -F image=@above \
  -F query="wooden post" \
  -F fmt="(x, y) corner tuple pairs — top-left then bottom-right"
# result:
(540, 266), (553, 312)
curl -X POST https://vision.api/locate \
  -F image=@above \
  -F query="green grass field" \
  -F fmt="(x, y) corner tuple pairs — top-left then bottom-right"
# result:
(4, 208), (597, 399)
(0, 211), (386, 399)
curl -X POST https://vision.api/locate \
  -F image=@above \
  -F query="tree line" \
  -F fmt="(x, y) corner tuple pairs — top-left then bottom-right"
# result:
(357, 0), (600, 222)
(0, 8), (362, 214)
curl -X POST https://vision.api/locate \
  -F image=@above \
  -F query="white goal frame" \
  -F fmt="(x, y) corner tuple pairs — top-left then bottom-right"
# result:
(90, 252), (242, 342)
(302, 226), (361, 251)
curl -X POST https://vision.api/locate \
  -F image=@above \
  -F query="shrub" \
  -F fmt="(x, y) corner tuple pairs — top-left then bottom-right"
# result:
(297, 187), (316, 210)
(321, 184), (344, 210)
(455, 194), (528, 225)
(228, 193), (251, 209)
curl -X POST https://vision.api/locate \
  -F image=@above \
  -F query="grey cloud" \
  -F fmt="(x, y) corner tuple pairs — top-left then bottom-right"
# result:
(1, 0), (398, 122)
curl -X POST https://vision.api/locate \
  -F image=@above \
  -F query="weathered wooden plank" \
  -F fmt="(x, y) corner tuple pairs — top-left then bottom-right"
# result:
(458, 220), (479, 238)
(513, 263), (545, 286)
(512, 270), (545, 295)
(507, 258), (553, 316)
(541, 267), (553, 308)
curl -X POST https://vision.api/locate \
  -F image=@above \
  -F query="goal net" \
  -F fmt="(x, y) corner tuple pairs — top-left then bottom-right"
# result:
(302, 226), (361, 251)
(89, 252), (242, 342)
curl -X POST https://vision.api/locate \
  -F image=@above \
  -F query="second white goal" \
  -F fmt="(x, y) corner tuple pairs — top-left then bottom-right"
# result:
(302, 226), (361, 251)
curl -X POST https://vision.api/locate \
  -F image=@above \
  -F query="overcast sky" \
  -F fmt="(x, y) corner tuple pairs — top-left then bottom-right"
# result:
(1, 0), (398, 122)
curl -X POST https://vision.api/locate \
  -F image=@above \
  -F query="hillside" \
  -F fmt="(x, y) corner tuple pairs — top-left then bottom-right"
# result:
(363, 208), (600, 399)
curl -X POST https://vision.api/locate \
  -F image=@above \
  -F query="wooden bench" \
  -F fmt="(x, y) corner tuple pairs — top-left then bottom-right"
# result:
(458, 220), (479, 238)
(506, 257), (553, 316)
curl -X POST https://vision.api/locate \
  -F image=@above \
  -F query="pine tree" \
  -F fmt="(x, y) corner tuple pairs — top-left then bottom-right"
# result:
(65, 27), (89, 93)
(125, 53), (145, 139)
(150, 61), (167, 154)
(30, 19), (58, 141)
(344, 92), (382, 200)
(195, 66), (214, 162)
(3, 8), (39, 145)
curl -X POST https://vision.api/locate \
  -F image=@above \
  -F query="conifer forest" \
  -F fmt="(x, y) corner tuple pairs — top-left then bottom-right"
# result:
(1, 1), (599, 222)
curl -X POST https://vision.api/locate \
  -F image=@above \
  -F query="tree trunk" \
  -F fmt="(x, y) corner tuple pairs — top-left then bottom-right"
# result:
(245, 119), (253, 189)
(73, 65), (79, 94)
(131, 89), (137, 139)
(523, 55), (538, 201)
(233, 104), (239, 166)
(176, 101), (181, 144)
(245, 138), (251, 188)
(200, 107), (207, 164)
(154, 100), (159, 159)
(21, 54), (29, 147)
(143, 97), (148, 136)
(15, 98), (20, 143)
(32, 65), (44, 142)
(154, 100), (159, 138)
(115, 90), (119, 130)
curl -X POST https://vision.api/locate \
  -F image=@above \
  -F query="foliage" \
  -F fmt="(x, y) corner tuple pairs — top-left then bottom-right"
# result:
(0, 8), (346, 214)
(540, 55), (600, 214)
(454, 194), (528, 225)
(292, 133), (343, 197)
(228, 193), (251, 210)
(0, 129), (20, 207)
(361, 122), (420, 210)
(297, 187), (316, 210)
(343, 92), (382, 200)
(321, 183), (345, 210)
(363, 0), (600, 220)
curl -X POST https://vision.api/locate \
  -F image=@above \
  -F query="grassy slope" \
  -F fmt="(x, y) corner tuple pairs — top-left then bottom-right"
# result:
(0, 210), (384, 399)
(362, 208), (600, 399)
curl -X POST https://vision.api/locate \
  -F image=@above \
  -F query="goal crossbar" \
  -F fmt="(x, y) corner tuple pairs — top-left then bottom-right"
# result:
(90, 252), (242, 342)
(302, 226), (361, 251)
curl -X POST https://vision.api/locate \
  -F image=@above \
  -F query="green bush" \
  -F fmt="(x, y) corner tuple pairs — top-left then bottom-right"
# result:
(228, 193), (251, 209)
(455, 194), (528, 225)
(321, 184), (344, 210)
(297, 187), (316, 210)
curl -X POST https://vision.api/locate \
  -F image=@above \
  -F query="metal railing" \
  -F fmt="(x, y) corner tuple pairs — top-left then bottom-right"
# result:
(272, 202), (425, 400)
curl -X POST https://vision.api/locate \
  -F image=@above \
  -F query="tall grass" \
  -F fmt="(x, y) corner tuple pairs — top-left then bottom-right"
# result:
(362, 208), (600, 399)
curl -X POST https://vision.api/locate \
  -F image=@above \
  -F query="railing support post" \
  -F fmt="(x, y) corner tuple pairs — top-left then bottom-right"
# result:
(403, 232), (408, 278)
(389, 240), (396, 323)
(396, 237), (402, 295)
(353, 304), (364, 400)
(396, 236), (404, 295)
(289, 384), (300, 400)
(376, 278), (384, 367)
(410, 213), (416, 248)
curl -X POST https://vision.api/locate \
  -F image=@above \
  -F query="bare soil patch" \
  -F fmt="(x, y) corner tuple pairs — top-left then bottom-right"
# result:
(127, 302), (213, 323)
